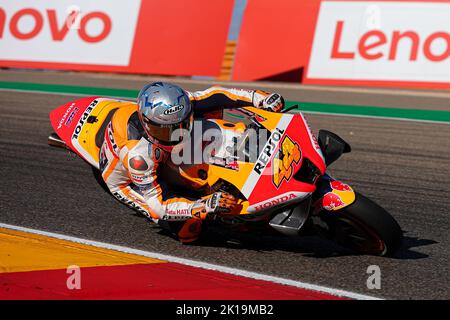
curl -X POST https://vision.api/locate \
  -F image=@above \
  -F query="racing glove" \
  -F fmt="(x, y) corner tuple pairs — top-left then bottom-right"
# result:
(191, 192), (238, 220)
(253, 91), (285, 113)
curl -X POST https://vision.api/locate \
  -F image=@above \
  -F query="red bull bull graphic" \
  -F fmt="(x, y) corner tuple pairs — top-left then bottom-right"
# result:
(331, 180), (352, 192)
(322, 192), (346, 210)
(313, 175), (356, 213)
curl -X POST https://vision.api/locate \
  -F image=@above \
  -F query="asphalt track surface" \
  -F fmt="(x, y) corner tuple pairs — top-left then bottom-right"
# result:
(0, 71), (449, 299)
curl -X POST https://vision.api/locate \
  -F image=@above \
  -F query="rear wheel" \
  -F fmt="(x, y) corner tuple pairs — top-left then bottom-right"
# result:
(317, 192), (403, 256)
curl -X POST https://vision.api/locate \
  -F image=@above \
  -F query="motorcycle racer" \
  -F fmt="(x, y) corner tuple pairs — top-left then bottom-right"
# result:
(99, 82), (285, 243)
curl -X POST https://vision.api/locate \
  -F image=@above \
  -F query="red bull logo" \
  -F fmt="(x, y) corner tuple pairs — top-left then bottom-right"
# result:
(331, 180), (352, 192)
(322, 192), (345, 211)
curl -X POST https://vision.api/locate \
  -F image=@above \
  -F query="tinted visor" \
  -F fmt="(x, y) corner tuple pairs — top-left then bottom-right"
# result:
(142, 114), (192, 146)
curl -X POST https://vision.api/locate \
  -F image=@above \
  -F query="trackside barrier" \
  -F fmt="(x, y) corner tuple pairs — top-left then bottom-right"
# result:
(0, 0), (448, 88)
(0, 0), (234, 77)
(304, 0), (450, 88)
(231, 0), (450, 88)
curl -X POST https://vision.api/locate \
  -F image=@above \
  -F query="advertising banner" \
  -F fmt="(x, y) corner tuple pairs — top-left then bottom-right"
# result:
(0, 0), (140, 66)
(305, 0), (450, 88)
(0, 0), (234, 77)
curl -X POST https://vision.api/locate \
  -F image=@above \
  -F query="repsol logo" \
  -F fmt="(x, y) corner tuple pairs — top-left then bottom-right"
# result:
(163, 105), (184, 115)
(72, 100), (98, 140)
(107, 123), (118, 154)
(253, 127), (285, 175)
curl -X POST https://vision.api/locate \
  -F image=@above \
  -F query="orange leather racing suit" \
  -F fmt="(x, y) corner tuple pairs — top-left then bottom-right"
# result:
(99, 86), (278, 243)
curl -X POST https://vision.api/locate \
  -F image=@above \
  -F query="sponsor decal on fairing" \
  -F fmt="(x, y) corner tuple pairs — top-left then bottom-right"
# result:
(321, 192), (346, 211)
(65, 107), (79, 127)
(71, 99), (97, 140)
(57, 102), (76, 130)
(241, 115), (293, 199)
(253, 127), (285, 175)
(300, 113), (324, 162)
(248, 192), (309, 212)
(313, 178), (355, 213)
(272, 135), (301, 188)
(330, 180), (352, 192)
(70, 98), (104, 167)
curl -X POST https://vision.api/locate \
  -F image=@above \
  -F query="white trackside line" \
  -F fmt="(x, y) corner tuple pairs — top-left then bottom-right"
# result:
(0, 222), (381, 300)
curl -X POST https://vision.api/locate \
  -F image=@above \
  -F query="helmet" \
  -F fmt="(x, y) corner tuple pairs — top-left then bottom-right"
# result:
(137, 82), (193, 151)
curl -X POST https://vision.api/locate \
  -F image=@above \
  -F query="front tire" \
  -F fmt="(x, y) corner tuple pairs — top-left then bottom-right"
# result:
(319, 192), (403, 256)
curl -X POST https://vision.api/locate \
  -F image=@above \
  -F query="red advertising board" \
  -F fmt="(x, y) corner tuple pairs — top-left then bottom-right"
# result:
(0, 0), (234, 77)
(232, 0), (321, 82)
(1, 0), (448, 88)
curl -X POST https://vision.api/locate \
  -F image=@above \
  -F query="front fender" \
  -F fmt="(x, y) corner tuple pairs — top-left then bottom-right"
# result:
(312, 174), (356, 214)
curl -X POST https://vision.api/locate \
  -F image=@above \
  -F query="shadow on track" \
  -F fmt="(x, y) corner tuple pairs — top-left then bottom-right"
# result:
(391, 233), (437, 260)
(92, 168), (436, 260)
(157, 225), (436, 260)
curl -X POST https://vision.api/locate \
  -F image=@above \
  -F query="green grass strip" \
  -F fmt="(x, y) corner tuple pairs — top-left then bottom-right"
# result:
(1, 81), (449, 123)
(0, 81), (138, 98)
(284, 101), (450, 123)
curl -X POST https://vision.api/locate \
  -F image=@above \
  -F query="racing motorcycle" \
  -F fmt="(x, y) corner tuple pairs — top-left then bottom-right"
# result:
(48, 96), (403, 256)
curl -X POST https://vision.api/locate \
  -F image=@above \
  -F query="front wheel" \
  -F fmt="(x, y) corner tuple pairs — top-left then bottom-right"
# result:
(316, 192), (403, 256)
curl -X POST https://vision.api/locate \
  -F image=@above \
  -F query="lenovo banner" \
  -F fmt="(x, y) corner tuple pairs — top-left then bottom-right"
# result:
(0, 0), (234, 77)
(306, 1), (450, 88)
(0, 0), (140, 66)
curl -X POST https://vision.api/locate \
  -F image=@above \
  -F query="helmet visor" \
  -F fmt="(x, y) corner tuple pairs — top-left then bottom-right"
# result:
(141, 114), (192, 146)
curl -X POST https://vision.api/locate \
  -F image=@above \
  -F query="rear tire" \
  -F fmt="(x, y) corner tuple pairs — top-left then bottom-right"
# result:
(320, 192), (403, 256)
